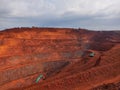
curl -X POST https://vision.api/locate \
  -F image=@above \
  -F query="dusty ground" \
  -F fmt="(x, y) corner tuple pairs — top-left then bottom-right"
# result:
(0, 27), (120, 90)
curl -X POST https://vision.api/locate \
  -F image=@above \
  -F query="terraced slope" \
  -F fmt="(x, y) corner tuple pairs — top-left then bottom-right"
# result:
(0, 27), (120, 90)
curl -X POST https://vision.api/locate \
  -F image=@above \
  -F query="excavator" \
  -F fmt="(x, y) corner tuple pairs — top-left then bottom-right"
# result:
(35, 74), (45, 83)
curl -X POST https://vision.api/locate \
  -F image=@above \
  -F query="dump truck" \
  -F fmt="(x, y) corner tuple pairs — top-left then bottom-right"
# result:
(89, 52), (95, 57)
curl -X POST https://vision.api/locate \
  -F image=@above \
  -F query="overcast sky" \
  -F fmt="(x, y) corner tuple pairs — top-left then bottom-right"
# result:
(0, 0), (120, 30)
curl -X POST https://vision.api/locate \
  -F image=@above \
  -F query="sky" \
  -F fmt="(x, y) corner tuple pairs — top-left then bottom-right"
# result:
(0, 0), (120, 30)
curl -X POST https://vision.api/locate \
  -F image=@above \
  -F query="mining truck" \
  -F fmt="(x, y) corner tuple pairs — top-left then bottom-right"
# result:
(89, 52), (95, 57)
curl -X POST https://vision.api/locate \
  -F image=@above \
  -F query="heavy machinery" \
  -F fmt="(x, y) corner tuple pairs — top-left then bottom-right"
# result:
(35, 74), (45, 83)
(89, 52), (95, 57)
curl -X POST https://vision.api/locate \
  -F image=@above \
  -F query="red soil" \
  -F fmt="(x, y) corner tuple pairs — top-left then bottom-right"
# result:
(0, 27), (120, 90)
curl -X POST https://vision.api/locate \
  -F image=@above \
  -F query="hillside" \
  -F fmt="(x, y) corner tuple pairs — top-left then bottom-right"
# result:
(0, 27), (120, 90)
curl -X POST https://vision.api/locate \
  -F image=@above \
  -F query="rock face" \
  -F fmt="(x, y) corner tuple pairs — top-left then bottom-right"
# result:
(0, 27), (120, 90)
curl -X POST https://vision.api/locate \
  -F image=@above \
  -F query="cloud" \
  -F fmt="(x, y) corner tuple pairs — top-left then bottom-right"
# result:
(0, 0), (120, 30)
